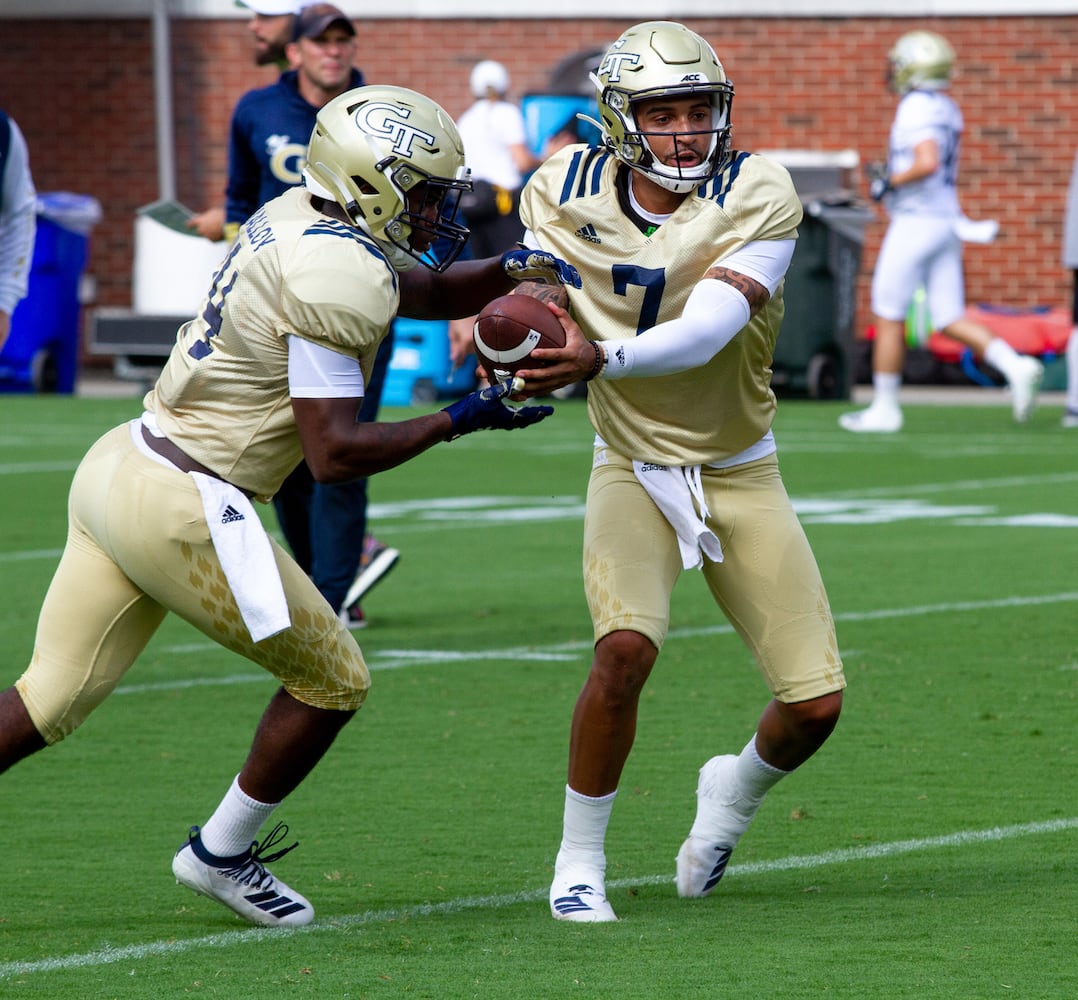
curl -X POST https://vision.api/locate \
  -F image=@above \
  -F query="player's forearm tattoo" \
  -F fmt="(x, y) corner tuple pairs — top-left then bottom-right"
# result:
(705, 266), (770, 314)
(512, 281), (569, 310)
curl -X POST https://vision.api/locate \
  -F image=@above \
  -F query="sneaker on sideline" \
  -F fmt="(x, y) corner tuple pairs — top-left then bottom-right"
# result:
(675, 755), (759, 899)
(549, 868), (618, 922)
(1009, 355), (1043, 423)
(342, 535), (400, 610)
(837, 405), (903, 433)
(172, 823), (313, 926)
(338, 603), (367, 630)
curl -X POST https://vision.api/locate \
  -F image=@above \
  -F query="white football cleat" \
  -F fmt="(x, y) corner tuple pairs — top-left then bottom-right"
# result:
(676, 755), (759, 899)
(549, 867), (618, 922)
(1063, 409), (1078, 429)
(172, 823), (313, 926)
(1008, 356), (1043, 423)
(838, 405), (903, 433)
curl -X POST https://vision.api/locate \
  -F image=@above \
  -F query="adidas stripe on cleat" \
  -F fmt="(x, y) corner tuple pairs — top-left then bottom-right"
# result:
(172, 822), (314, 926)
(675, 839), (735, 898)
(549, 871), (618, 922)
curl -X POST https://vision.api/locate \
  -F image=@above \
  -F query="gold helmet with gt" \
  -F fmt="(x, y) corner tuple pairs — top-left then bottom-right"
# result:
(583, 20), (734, 194)
(303, 85), (471, 272)
(888, 30), (955, 94)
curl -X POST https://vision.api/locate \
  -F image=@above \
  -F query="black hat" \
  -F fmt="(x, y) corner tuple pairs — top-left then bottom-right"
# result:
(292, 3), (355, 42)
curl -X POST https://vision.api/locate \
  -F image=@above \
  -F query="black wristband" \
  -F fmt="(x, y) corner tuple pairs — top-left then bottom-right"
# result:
(583, 341), (604, 381)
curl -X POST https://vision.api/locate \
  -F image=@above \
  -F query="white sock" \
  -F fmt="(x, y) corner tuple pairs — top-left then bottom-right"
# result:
(1066, 327), (1078, 412)
(983, 337), (1024, 383)
(555, 785), (616, 877)
(198, 775), (280, 858)
(734, 735), (790, 802)
(870, 372), (902, 410)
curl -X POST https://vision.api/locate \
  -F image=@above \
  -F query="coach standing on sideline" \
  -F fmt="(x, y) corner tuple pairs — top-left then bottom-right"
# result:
(194, 3), (402, 629)
(187, 0), (300, 242)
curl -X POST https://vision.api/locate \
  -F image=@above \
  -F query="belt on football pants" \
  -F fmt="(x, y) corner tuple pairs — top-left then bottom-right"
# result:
(140, 423), (254, 498)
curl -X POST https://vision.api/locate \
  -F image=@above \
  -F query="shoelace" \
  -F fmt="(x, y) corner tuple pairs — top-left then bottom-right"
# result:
(220, 822), (299, 889)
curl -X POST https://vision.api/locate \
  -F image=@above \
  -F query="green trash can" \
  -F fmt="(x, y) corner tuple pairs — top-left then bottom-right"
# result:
(774, 197), (874, 400)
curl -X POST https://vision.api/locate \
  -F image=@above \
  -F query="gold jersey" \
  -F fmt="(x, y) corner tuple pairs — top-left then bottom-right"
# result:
(145, 187), (399, 500)
(520, 146), (802, 465)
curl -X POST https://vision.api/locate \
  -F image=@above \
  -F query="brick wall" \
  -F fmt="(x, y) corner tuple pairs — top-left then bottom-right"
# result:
(3, 15), (1076, 344)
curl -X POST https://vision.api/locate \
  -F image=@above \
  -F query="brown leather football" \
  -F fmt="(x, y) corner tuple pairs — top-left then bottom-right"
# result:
(472, 294), (566, 383)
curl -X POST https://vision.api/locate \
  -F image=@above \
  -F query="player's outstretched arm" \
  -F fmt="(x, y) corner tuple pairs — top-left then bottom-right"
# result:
(293, 385), (553, 482)
(397, 249), (579, 322)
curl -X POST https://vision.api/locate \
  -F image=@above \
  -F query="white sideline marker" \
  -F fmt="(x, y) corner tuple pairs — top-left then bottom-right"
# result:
(1, 817), (1074, 980)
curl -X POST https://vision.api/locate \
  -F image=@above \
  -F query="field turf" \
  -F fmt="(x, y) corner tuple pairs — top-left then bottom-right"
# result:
(0, 391), (1075, 998)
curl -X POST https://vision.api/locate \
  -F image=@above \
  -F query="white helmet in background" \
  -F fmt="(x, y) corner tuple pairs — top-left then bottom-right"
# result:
(304, 85), (471, 272)
(470, 60), (510, 98)
(889, 31), (955, 93)
(587, 20), (734, 194)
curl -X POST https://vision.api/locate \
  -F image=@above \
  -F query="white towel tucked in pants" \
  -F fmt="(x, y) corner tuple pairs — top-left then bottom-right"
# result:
(191, 472), (291, 642)
(632, 460), (724, 571)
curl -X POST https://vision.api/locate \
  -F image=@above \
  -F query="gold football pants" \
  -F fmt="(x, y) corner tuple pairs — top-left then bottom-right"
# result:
(16, 423), (370, 745)
(583, 447), (845, 704)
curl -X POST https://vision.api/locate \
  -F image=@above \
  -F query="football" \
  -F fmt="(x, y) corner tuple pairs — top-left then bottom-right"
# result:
(472, 294), (565, 384)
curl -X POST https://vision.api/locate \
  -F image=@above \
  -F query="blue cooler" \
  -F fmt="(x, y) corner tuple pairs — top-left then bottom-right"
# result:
(520, 94), (600, 156)
(383, 317), (453, 406)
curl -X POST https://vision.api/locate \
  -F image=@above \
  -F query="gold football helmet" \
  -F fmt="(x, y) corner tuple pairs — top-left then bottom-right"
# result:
(304, 85), (470, 272)
(889, 31), (955, 94)
(585, 21), (734, 194)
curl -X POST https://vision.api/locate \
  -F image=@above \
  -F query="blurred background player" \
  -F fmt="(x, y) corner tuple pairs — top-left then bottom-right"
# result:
(505, 21), (846, 922)
(187, 0), (299, 242)
(1062, 148), (1078, 428)
(0, 83), (572, 928)
(839, 30), (1042, 433)
(0, 107), (36, 351)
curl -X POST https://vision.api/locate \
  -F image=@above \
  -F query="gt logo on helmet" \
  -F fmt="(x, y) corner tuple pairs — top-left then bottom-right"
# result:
(599, 52), (641, 83)
(354, 102), (436, 158)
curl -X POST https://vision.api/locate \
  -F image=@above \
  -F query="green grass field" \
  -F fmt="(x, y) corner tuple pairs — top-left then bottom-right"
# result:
(0, 391), (1075, 998)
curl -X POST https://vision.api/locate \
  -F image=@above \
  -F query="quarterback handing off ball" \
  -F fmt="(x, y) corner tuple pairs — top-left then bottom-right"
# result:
(473, 294), (566, 387)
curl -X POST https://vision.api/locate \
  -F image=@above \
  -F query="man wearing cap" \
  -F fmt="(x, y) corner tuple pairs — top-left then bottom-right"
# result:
(187, 0), (301, 241)
(241, 0), (299, 68)
(210, 6), (401, 633)
(223, 4), (362, 243)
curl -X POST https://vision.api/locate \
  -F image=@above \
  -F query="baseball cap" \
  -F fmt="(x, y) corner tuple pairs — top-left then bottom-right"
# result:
(236, 0), (300, 14)
(291, 3), (356, 41)
(470, 60), (510, 98)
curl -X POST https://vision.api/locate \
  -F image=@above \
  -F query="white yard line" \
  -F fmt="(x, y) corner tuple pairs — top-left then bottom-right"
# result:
(100, 590), (1077, 686)
(1, 816), (1073, 980)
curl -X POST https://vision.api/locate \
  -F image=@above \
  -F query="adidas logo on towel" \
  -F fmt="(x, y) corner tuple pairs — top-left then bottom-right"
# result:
(221, 505), (245, 524)
(574, 223), (601, 244)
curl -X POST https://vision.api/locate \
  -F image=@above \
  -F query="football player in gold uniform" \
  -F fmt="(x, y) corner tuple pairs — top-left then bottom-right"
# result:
(508, 22), (847, 921)
(0, 85), (576, 928)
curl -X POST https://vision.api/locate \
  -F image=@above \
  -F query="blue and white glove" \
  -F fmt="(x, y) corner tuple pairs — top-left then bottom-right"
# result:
(869, 175), (892, 202)
(442, 380), (554, 440)
(866, 162), (891, 202)
(501, 246), (582, 288)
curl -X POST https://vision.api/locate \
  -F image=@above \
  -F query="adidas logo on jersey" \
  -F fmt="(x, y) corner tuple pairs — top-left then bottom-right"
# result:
(574, 223), (601, 244)
(221, 505), (245, 524)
